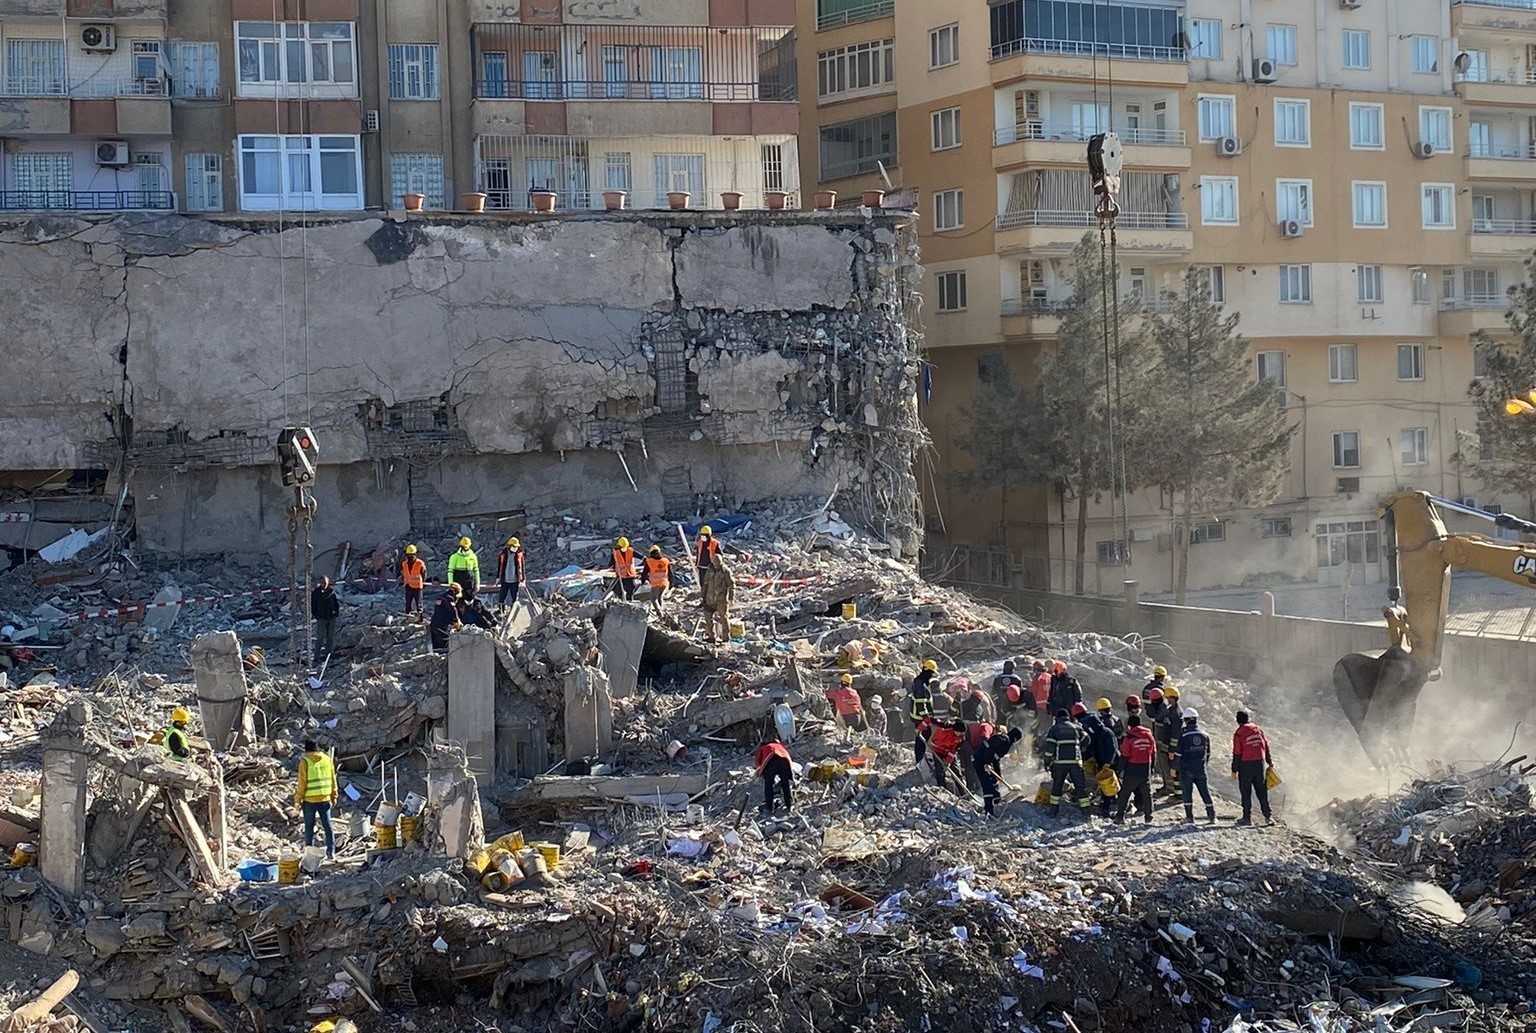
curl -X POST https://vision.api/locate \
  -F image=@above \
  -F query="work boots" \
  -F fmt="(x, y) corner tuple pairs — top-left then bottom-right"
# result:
(1206, 807), (1217, 823)
(1050, 803), (1062, 817)
(1184, 806), (1195, 823)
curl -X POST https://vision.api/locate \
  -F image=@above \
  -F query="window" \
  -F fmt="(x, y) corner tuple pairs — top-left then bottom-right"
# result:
(931, 107), (961, 150)
(1418, 107), (1451, 152)
(1200, 176), (1237, 225)
(1332, 432), (1361, 469)
(1190, 520), (1226, 545)
(183, 153), (222, 212)
(1279, 265), (1312, 303)
(1261, 517), (1292, 539)
(1349, 103), (1383, 149)
(934, 188), (964, 230)
(389, 153), (444, 208)
(1194, 265), (1225, 303)
(1411, 267), (1430, 305)
(1357, 264), (1383, 303)
(236, 134), (362, 211)
(1466, 267), (1501, 301)
(1197, 95), (1235, 141)
(1342, 29), (1369, 70)
(1472, 194), (1495, 229)
(1442, 267), (1457, 301)
(135, 154), (167, 192)
(166, 42), (220, 98)
(1189, 18), (1222, 59)
(929, 24), (959, 68)
(4, 39), (65, 96)
(937, 270), (967, 312)
(647, 48), (703, 99)
(1352, 182), (1386, 228)
(1256, 350), (1286, 387)
(236, 22), (356, 93)
(1462, 49), (1489, 82)
(1317, 519), (1379, 566)
(1329, 343), (1357, 383)
(1411, 35), (1439, 74)
(1397, 343), (1425, 381)
(131, 41), (164, 90)
(1267, 24), (1297, 66)
(1277, 179), (1312, 226)
(653, 153), (704, 206)
(387, 43), (438, 100)
(1275, 99), (1310, 146)
(604, 152), (632, 192)
(1096, 540), (1128, 566)
(760, 144), (784, 192)
(10, 152), (71, 193)
(1400, 427), (1429, 466)
(817, 39), (895, 99)
(1421, 183), (1454, 229)
(1069, 101), (1108, 137)
(480, 51), (508, 97)
(820, 112), (896, 179)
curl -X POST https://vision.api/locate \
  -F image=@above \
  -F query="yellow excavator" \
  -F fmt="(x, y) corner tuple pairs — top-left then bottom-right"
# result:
(1334, 490), (1536, 766)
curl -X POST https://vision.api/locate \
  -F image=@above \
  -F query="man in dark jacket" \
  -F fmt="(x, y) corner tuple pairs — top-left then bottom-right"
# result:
(1079, 710), (1118, 817)
(991, 660), (1023, 715)
(1044, 709), (1092, 819)
(311, 576), (341, 659)
(1175, 709), (1216, 823)
(908, 660), (939, 761)
(429, 584), (464, 652)
(1095, 697), (1125, 740)
(1047, 664), (1082, 717)
(1232, 710), (1274, 826)
(972, 725), (1023, 816)
(1156, 686), (1183, 795)
(1142, 664), (1168, 700)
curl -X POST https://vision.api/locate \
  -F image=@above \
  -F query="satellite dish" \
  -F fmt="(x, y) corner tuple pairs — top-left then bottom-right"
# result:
(1454, 51), (1471, 73)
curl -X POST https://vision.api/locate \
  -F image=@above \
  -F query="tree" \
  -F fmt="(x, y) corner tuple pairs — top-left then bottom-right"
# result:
(1470, 271), (1536, 504)
(952, 352), (1039, 554)
(1140, 269), (1294, 604)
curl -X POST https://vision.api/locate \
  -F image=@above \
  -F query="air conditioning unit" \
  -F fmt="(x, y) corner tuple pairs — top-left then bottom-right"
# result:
(1253, 58), (1278, 83)
(80, 24), (116, 52)
(1280, 219), (1303, 238)
(94, 140), (129, 167)
(1217, 136), (1242, 158)
(1340, 0), (1362, 8)
(1337, 477), (1360, 494)
(1414, 140), (1436, 159)
(364, 109), (381, 133)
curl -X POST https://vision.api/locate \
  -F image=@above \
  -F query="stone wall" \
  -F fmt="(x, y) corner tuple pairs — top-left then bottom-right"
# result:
(0, 210), (924, 556)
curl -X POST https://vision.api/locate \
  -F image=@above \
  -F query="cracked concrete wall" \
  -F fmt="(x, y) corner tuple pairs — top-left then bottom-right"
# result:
(0, 210), (925, 555)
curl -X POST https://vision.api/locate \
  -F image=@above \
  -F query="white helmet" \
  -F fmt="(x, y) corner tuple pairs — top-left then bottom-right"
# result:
(1182, 708), (1199, 721)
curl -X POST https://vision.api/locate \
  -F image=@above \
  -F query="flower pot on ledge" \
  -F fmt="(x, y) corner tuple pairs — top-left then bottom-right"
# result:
(763, 190), (787, 211)
(667, 191), (691, 211)
(603, 190), (627, 210)
(402, 192), (425, 212)
(530, 189), (557, 212)
(720, 190), (743, 210)
(861, 189), (886, 208)
(461, 192), (488, 213)
(814, 190), (837, 210)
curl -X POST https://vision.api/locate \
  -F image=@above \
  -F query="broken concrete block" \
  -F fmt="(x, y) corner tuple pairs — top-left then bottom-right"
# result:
(122, 912), (167, 940)
(598, 602), (647, 700)
(563, 666), (614, 759)
(448, 631), (496, 783)
(17, 928), (54, 955)
(84, 919), (125, 957)
(189, 631), (249, 751)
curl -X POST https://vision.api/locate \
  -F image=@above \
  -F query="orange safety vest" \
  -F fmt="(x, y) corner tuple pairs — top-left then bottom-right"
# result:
(644, 555), (671, 588)
(400, 557), (426, 589)
(613, 547), (636, 578)
(696, 536), (720, 568)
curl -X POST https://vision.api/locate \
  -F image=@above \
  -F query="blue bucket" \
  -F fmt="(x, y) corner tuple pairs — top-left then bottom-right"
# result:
(236, 859), (277, 882)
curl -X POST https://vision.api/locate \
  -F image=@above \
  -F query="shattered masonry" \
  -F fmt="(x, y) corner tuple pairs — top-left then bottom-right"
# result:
(0, 210), (926, 557)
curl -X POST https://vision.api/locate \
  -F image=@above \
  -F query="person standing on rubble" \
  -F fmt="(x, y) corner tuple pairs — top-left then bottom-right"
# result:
(643, 545), (672, 615)
(1175, 709), (1216, 824)
(448, 537), (481, 601)
(1046, 664), (1082, 748)
(700, 553), (735, 644)
(1156, 686), (1183, 795)
(496, 536), (527, 608)
(825, 673), (866, 741)
(311, 576), (341, 660)
(908, 660), (938, 760)
(754, 737), (793, 815)
(866, 695), (887, 737)
(1096, 698), (1124, 740)
(1231, 710), (1275, 827)
(1144, 688), (1171, 793)
(1079, 707), (1118, 817)
(972, 726), (1023, 817)
(991, 659), (1022, 715)
(400, 545), (427, 616)
(1029, 660), (1052, 752)
(915, 714), (968, 792)
(1044, 709), (1092, 819)
(612, 537), (638, 601)
(694, 524), (721, 571)
(295, 739), (338, 860)
(961, 680), (997, 724)
(163, 706), (193, 762)
(1143, 664), (1168, 700)
(1115, 714), (1157, 825)
(430, 583), (465, 653)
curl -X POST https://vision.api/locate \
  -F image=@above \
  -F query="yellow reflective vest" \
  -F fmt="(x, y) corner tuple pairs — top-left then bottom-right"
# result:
(296, 751), (337, 805)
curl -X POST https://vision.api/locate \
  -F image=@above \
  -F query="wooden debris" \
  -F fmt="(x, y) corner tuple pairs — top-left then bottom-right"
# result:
(3, 970), (79, 1033)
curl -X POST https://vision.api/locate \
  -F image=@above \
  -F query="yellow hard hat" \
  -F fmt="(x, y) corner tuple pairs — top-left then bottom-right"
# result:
(649, 544), (662, 556)
(507, 536), (520, 547)
(1096, 698), (1113, 711)
(700, 525), (713, 535)
(170, 707), (191, 724)
(617, 536), (630, 548)
(922, 659), (938, 672)
(839, 673), (853, 685)
(448, 583), (463, 596)
(1163, 685), (1180, 699)
(1153, 665), (1168, 678)
(458, 537), (472, 548)
(404, 544), (417, 555)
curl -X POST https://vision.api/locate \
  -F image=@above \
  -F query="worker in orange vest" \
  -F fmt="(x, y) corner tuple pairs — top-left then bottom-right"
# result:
(643, 545), (672, 615)
(694, 524), (721, 570)
(399, 544), (427, 616)
(612, 536), (638, 601)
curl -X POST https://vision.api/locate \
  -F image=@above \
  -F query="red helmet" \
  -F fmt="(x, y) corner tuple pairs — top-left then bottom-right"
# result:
(1051, 661), (1066, 674)
(1006, 685), (1023, 704)
(1069, 702), (1087, 717)
(1146, 688), (1164, 702)
(1125, 695), (1141, 708)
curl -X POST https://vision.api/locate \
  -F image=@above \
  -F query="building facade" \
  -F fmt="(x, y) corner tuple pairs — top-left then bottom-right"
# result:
(0, 0), (796, 215)
(797, 0), (1534, 596)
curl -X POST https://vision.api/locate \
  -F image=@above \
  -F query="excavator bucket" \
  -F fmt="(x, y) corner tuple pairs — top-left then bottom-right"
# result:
(1333, 644), (1428, 768)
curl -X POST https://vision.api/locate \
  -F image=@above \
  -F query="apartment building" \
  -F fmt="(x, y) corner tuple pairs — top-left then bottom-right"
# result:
(0, 0), (794, 216)
(798, 0), (1534, 596)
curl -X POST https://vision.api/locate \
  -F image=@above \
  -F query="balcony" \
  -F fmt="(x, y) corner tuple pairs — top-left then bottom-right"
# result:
(995, 209), (1191, 256)
(1439, 296), (1511, 337)
(1456, 69), (1536, 106)
(993, 123), (1189, 170)
(1001, 297), (1077, 340)
(1453, 0), (1536, 33)
(1471, 218), (1536, 257)
(0, 0), (167, 15)
(989, 38), (1189, 88)
(1467, 145), (1536, 181)
(0, 190), (174, 212)
(816, 0), (893, 30)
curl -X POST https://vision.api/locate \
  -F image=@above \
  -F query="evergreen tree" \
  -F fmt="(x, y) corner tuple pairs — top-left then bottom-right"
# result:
(1470, 272), (1536, 504)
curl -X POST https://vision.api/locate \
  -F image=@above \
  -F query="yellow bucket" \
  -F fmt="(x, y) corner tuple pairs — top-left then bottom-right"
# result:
(466, 850), (492, 876)
(532, 841), (561, 869)
(277, 857), (301, 884)
(375, 823), (398, 850)
(1266, 766), (1283, 790)
(841, 603), (857, 620)
(10, 843), (37, 867)
(492, 831), (524, 853)
(728, 620), (746, 639)
(481, 870), (510, 892)
(399, 815), (421, 846)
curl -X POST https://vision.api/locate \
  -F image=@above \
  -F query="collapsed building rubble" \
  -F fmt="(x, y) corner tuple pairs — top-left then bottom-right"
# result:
(1, 508), (1535, 1032)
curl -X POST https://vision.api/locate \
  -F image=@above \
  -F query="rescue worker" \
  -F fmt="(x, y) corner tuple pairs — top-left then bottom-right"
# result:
(1117, 695), (1143, 774)
(694, 524), (721, 571)
(825, 673), (865, 741)
(916, 714), (967, 792)
(700, 553), (735, 644)
(311, 575), (340, 659)
(1145, 687), (1172, 792)
(1079, 707), (1119, 817)
(400, 544), (427, 616)
(461, 596), (496, 630)
(754, 737), (793, 815)
(959, 718), (996, 792)
(163, 706), (193, 761)
(429, 584), (464, 652)
(1029, 660), (1052, 750)
(1143, 664), (1168, 700)
(1232, 710), (1275, 826)
(866, 694), (888, 737)
(1096, 697), (1124, 740)
(972, 726), (1023, 817)
(1044, 709), (1092, 818)
(496, 536), (527, 607)
(908, 660), (939, 760)
(1046, 664), (1082, 722)
(1115, 714), (1157, 825)
(991, 659), (1023, 714)
(643, 545), (672, 615)
(1175, 708), (1216, 824)
(612, 537), (638, 601)
(1157, 685), (1183, 795)
(295, 738), (338, 859)
(961, 680), (997, 724)
(448, 537), (481, 601)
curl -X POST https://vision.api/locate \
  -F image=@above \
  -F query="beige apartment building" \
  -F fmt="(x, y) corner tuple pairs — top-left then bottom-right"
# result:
(0, 0), (796, 215)
(798, 0), (1535, 597)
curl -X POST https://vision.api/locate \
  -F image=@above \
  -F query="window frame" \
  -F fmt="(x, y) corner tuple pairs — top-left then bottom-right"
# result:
(183, 152), (224, 212)
(933, 187), (964, 231)
(1189, 18), (1222, 60)
(235, 21), (357, 97)
(1197, 93), (1235, 142)
(816, 38), (896, 101)
(936, 269), (967, 312)
(929, 24), (960, 69)
(930, 106), (962, 151)
(1356, 264), (1384, 304)
(386, 42), (439, 100)
(1397, 342), (1425, 382)
(1261, 517), (1293, 539)
(1349, 102), (1384, 150)
(1273, 98), (1311, 147)
(1342, 28), (1370, 70)
(1410, 35), (1439, 75)
(1194, 264), (1225, 303)
(1276, 178), (1313, 227)
(1351, 181), (1387, 229)
(1256, 349), (1287, 388)
(1418, 105), (1452, 152)
(1421, 182), (1455, 230)
(1279, 264), (1312, 304)
(1329, 343), (1358, 384)
(1190, 520), (1226, 545)
(389, 152), (445, 208)
(1200, 175), (1238, 225)
(1332, 431), (1362, 470)
(236, 133), (364, 211)
(1267, 23), (1298, 66)
(1400, 427), (1429, 466)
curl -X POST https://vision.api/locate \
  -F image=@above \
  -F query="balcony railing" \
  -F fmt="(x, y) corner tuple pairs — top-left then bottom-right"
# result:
(0, 76), (217, 99)
(475, 80), (794, 102)
(1457, 69), (1536, 85)
(820, 153), (896, 181)
(1473, 218), (1536, 234)
(1001, 297), (1078, 316)
(816, 0), (894, 30)
(990, 37), (1186, 63)
(997, 208), (1188, 230)
(1440, 295), (1507, 309)
(1, 76), (65, 96)
(0, 190), (175, 212)
(1454, 0), (1536, 9)
(994, 122), (1185, 146)
(1469, 143), (1536, 160)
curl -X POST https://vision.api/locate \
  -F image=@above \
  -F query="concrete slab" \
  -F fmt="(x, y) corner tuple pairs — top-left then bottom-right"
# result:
(598, 602), (648, 699)
(563, 666), (613, 759)
(39, 745), (88, 896)
(508, 772), (707, 806)
(448, 630), (496, 782)
(189, 631), (249, 751)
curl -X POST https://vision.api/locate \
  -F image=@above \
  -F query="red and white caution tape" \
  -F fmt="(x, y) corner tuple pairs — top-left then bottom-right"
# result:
(0, 513), (33, 524)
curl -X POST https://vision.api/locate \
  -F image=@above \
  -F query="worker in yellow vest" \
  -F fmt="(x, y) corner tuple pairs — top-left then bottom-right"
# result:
(163, 706), (193, 762)
(295, 738), (338, 859)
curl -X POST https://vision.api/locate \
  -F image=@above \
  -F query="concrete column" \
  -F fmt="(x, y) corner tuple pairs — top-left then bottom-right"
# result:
(40, 745), (89, 897)
(563, 666), (614, 760)
(1121, 579), (1140, 637)
(598, 601), (648, 700)
(190, 631), (249, 751)
(447, 630), (496, 782)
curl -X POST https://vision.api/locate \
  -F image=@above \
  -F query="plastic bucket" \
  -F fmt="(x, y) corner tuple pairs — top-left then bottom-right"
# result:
(346, 812), (368, 838)
(532, 841), (561, 868)
(841, 603), (857, 620)
(277, 857), (301, 884)
(481, 870), (510, 892)
(728, 620), (746, 640)
(375, 823), (398, 850)
(664, 740), (686, 760)
(491, 831), (524, 853)
(236, 858), (274, 882)
(685, 804), (705, 824)
(375, 801), (401, 826)
(301, 846), (326, 873)
(10, 843), (37, 868)
(466, 849), (492, 875)
(399, 815), (421, 846)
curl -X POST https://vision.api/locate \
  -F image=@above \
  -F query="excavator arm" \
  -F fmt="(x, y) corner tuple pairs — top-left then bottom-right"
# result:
(1335, 491), (1536, 766)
